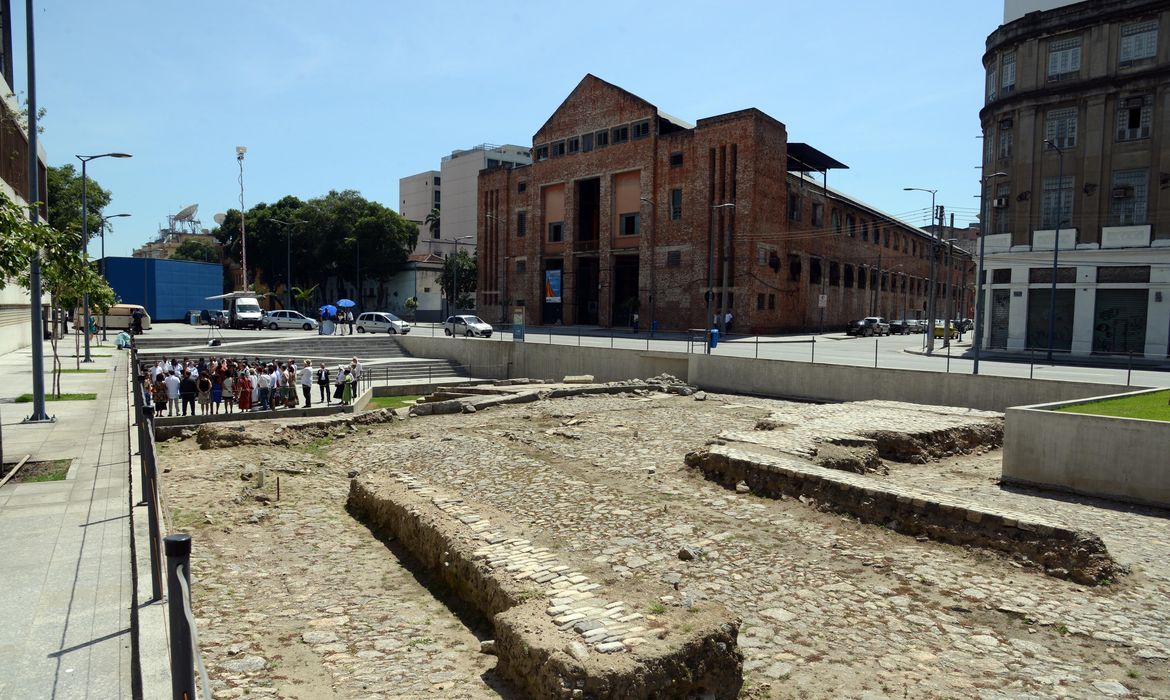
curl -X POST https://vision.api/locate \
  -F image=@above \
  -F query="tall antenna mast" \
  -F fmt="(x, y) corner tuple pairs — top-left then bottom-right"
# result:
(236, 146), (248, 289)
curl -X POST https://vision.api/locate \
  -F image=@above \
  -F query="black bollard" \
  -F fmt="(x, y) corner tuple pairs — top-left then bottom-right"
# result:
(165, 534), (195, 700)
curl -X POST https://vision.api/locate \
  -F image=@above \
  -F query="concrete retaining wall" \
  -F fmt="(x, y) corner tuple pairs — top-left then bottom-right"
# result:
(1002, 390), (1170, 508)
(399, 336), (1143, 412)
(688, 445), (1119, 585)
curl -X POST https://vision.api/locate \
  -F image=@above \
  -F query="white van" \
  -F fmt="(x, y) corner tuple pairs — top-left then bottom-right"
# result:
(97, 304), (152, 331)
(230, 296), (264, 330)
(356, 311), (411, 334)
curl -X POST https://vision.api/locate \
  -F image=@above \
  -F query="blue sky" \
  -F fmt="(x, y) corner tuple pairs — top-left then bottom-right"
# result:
(12, 1), (1002, 258)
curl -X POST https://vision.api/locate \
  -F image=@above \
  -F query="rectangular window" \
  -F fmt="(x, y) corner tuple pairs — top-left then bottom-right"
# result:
(986, 64), (997, 103)
(666, 250), (681, 268)
(670, 189), (682, 220)
(551, 141), (566, 158)
(1047, 36), (1081, 80)
(1041, 176), (1074, 229)
(433, 176), (441, 186)
(1109, 169), (1149, 226)
(832, 209), (841, 234)
(994, 183), (1011, 235)
(518, 181), (527, 193)
(595, 130), (609, 148)
(861, 221), (868, 241)
(1097, 265), (1150, 283)
(756, 293), (765, 310)
(581, 133), (594, 152)
(1045, 107), (1077, 149)
(535, 145), (549, 161)
(809, 258), (822, 285)
(768, 294), (775, 310)
(611, 126), (629, 144)
(829, 261), (840, 287)
(812, 202), (824, 228)
(517, 210), (527, 237)
(1120, 20), (1158, 64)
(515, 259), (526, 273)
(992, 269), (1011, 284)
(846, 214), (855, 237)
(998, 128), (1013, 159)
(632, 121), (650, 139)
(1001, 51), (1016, 93)
(567, 137), (580, 154)
(858, 266), (867, 290)
(548, 221), (563, 242)
(1117, 95), (1152, 141)
(619, 213), (639, 236)
(787, 186), (801, 222)
(670, 152), (683, 168)
(788, 254), (801, 281)
(844, 264), (854, 288)
(1029, 267), (1076, 284)
(883, 229), (890, 248)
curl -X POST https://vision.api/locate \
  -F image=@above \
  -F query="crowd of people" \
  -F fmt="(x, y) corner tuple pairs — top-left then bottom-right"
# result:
(139, 355), (364, 417)
(318, 309), (356, 335)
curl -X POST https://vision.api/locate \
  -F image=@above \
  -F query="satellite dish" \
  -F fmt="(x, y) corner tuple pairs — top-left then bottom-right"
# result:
(213, 213), (226, 225)
(175, 203), (199, 221)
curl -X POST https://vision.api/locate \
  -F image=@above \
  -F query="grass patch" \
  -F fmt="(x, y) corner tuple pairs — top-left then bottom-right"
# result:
(47, 368), (107, 374)
(15, 392), (97, 403)
(1054, 389), (1170, 422)
(1, 458), (71, 483)
(303, 436), (334, 456)
(367, 395), (420, 411)
(648, 602), (667, 615)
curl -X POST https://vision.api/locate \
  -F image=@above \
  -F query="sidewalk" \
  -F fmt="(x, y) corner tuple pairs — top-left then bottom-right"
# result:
(0, 340), (142, 699)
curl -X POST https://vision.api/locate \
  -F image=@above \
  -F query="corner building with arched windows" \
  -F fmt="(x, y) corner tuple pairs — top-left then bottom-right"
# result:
(979, 0), (1170, 357)
(477, 75), (970, 333)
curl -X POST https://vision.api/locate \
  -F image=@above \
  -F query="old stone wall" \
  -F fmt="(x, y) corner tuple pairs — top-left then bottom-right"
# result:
(687, 445), (1119, 586)
(347, 474), (743, 699)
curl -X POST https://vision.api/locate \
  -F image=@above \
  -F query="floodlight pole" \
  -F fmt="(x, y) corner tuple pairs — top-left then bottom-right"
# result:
(98, 213), (130, 340)
(76, 152), (132, 360)
(24, 0), (50, 422)
(237, 146), (248, 290)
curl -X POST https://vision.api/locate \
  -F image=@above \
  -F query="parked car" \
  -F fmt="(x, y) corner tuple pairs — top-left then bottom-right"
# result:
(956, 318), (974, 332)
(845, 316), (890, 337)
(889, 319), (922, 335)
(932, 321), (959, 339)
(443, 314), (493, 337)
(265, 309), (318, 331)
(356, 311), (411, 334)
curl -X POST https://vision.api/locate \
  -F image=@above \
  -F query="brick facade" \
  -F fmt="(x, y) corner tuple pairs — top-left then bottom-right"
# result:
(478, 75), (970, 332)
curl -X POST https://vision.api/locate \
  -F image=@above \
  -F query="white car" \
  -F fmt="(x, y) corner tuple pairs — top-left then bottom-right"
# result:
(443, 314), (493, 337)
(265, 310), (318, 331)
(356, 311), (411, 334)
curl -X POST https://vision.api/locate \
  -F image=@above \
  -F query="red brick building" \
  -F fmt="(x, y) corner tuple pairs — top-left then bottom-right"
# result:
(477, 75), (969, 332)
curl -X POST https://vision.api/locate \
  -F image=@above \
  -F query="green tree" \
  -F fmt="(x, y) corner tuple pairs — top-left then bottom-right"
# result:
(292, 284), (318, 313)
(425, 208), (440, 239)
(440, 250), (477, 310)
(46, 164), (112, 243)
(170, 238), (221, 263)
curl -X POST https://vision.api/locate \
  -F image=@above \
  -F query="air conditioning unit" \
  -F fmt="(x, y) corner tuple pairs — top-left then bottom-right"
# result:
(992, 197), (1009, 208)
(1112, 186), (1133, 199)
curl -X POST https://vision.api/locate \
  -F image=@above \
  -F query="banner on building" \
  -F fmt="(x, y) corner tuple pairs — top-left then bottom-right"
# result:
(544, 269), (562, 303)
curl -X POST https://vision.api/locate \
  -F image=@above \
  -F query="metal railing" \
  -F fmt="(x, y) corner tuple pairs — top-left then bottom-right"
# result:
(131, 347), (210, 699)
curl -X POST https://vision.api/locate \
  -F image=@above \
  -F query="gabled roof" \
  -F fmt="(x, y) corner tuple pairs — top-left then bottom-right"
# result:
(534, 74), (659, 138)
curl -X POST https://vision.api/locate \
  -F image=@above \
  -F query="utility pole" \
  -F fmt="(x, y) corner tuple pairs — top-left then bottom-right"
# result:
(925, 205), (940, 354)
(24, 0), (50, 423)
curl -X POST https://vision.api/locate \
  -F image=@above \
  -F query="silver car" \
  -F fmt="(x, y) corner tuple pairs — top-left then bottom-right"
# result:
(265, 310), (319, 331)
(443, 314), (493, 337)
(356, 311), (411, 334)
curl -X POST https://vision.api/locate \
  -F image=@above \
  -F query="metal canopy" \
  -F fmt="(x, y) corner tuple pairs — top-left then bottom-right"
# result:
(787, 143), (848, 173)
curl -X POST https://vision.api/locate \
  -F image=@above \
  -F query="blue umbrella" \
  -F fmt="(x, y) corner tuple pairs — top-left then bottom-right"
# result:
(319, 304), (338, 317)
(337, 299), (356, 308)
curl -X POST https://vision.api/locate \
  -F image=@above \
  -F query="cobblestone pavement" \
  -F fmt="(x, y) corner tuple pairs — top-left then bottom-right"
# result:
(161, 390), (1170, 699)
(333, 391), (1169, 699)
(156, 445), (514, 699)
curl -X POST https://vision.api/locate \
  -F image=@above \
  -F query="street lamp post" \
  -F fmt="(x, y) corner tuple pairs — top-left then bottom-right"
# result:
(904, 187), (937, 353)
(707, 203), (735, 353)
(445, 235), (474, 318)
(24, 0), (51, 423)
(972, 171), (1007, 375)
(1042, 140), (1065, 363)
(236, 147), (248, 290)
(76, 152), (132, 362)
(98, 212), (130, 340)
(271, 219), (306, 310)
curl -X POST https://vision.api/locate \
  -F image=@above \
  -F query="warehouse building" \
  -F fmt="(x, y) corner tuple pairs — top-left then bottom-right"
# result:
(476, 75), (968, 333)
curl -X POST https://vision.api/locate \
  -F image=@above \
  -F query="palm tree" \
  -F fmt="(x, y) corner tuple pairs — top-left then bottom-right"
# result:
(425, 208), (440, 239)
(292, 284), (318, 313)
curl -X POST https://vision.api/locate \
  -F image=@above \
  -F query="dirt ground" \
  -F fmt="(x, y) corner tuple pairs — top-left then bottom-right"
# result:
(157, 389), (1170, 699)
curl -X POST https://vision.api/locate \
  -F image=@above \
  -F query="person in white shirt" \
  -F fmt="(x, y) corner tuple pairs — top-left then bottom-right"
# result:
(299, 360), (314, 408)
(350, 357), (362, 380)
(256, 368), (273, 410)
(164, 371), (181, 415)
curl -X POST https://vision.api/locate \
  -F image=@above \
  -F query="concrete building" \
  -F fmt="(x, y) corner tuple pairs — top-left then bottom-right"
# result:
(477, 75), (968, 331)
(399, 170), (441, 258)
(979, 0), (1170, 357)
(383, 253), (445, 322)
(0, 0), (50, 355)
